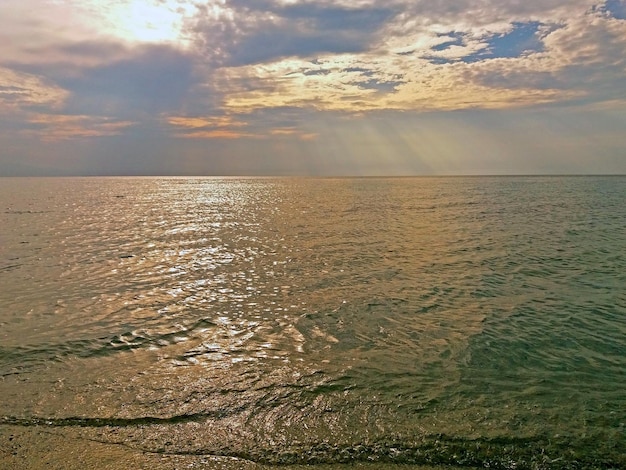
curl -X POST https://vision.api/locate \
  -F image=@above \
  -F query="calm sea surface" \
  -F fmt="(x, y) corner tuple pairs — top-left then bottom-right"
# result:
(0, 176), (624, 469)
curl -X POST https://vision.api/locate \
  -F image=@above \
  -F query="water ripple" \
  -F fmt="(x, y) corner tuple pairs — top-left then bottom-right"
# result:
(1, 176), (624, 466)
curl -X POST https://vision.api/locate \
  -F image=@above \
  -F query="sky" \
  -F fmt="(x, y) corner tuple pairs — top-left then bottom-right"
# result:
(1, 0), (625, 176)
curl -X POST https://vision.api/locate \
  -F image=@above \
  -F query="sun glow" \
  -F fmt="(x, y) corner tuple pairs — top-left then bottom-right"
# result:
(92, 0), (195, 46)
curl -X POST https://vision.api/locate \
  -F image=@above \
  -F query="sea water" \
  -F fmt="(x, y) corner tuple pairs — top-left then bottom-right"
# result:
(0, 176), (624, 469)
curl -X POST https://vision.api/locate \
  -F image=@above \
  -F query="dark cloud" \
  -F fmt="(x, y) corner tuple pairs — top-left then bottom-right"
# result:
(190, 1), (397, 65)
(276, 3), (396, 32)
(403, 0), (585, 24)
(343, 67), (375, 75)
(58, 45), (196, 116)
(54, 41), (128, 60)
(2, 40), (131, 80)
(226, 30), (365, 65)
(339, 67), (405, 93)
(357, 79), (404, 93)
(6, 43), (199, 117)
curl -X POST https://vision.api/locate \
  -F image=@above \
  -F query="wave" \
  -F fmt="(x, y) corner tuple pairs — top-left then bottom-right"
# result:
(1, 414), (623, 468)
(0, 317), (218, 374)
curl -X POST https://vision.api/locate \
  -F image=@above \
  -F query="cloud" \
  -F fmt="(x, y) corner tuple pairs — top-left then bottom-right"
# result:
(0, 0), (625, 176)
(2, 39), (205, 143)
(54, 44), (197, 117)
(461, 8), (626, 105)
(23, 115), (137, 141)
(5, 0), (624, 120)
(0, 67), (68, 111)
(167, 114), (255, 139)
(423, 22), (547, 64)
(188, 1), (396, 65)
(166, 106), (321, 141)
(210, 0), (626, 115)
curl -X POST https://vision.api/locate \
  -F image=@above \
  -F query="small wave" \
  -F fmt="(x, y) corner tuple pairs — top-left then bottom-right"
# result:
(0, 317), (218, 372)
(1, 414), (623, 469)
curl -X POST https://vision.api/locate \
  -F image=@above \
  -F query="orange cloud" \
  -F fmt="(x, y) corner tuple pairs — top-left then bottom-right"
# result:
(167, 115), (247, 129)
(24, 114), (136, 141)
(0, 67), (67, 110)
(270, 127), (318, 140)
(167, 114), (255, 139)
(174, 129), (259, 139)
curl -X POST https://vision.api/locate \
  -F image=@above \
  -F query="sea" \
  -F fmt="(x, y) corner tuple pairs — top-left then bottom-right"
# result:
(0, 176), (624, 469)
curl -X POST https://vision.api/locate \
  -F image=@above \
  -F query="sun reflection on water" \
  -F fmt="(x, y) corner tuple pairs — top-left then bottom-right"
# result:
(3, 177), (622, 466)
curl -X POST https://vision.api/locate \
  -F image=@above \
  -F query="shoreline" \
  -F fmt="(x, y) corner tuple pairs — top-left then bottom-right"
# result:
(1, 425), (473, 470)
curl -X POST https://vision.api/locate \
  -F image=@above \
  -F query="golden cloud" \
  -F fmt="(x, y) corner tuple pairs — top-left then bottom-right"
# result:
(24, 114), (136, 141)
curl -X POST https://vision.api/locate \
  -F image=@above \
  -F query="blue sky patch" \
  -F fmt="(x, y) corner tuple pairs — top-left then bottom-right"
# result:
(343, 67), (375, 77)
(423, 22), (544, 65)
(604, 0), (626, 19)
(424, 56), (455, 65)
(463, 22), (544, 63)
(357, 79), (404, 92)
(342, 68), (404, 92)
(432, 32), (465, 51)
(303, 69), (330, 76)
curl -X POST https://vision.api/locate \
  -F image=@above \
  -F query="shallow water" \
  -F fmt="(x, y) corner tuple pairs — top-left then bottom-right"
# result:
(1, 176), (624, 468)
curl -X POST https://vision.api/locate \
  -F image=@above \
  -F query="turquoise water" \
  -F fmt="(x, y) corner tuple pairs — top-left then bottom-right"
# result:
(0, 176), (624, 468)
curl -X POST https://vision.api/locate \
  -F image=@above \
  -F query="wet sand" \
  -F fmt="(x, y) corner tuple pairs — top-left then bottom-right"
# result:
(1, 424), (468, 470)
(0, 425), (258, 470)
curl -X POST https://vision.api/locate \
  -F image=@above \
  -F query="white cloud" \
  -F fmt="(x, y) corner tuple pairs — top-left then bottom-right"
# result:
(204, 0), (626, 114)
